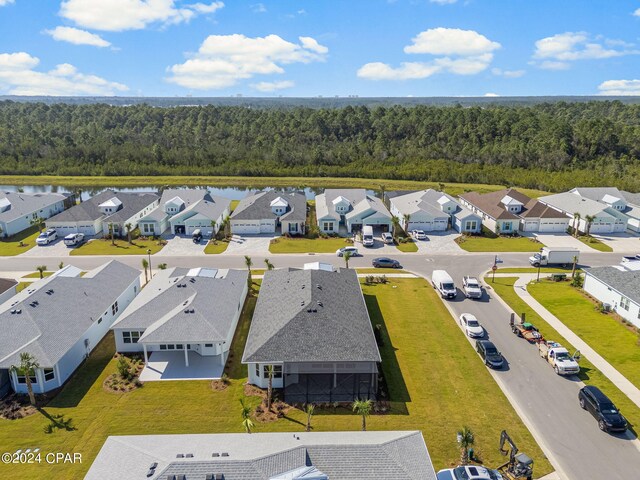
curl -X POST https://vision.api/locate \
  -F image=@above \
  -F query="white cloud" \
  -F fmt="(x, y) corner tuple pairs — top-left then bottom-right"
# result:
(492, 67), (525, 78)
(251, 80), (294, 92)
(251, 3), (266, 13)
(532, 32), (638, 69)
(484, 92), (499, 97)
(167, 34), (328, 90)
(430, 0), (457, 4)
(0, 0), (15, 6)
(59, 0), (224, 32)
(45, 26), (111, 48)
(634, 8), (640, 17)
(598, 79), (640, 96)
(0, 52), (128, 95)
(359, 27), (499, 81)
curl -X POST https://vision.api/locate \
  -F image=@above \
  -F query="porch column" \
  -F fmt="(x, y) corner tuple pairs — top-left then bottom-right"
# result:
(143, 344), (148, 364)
(219, 344), (225, 366)
(54, 364), (62, 388)
(184, 347), (189, 367)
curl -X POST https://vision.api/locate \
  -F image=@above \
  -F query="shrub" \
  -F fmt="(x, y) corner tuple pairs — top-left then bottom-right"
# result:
(116, 356), (132, 381)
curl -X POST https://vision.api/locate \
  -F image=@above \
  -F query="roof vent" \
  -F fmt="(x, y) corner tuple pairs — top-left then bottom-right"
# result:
(307, 308), (312, 313)
(176, 454), (184, 458)
(16, 309), (21, 314)
(10, 309), (16, 314)
(186, 453), (194, 458)
(317, 301), (323, 307)
(190, 278), (196, 283)
(184, 310), (189, 314)
(316, 284), (322, 289)
(146, 462), (158, 478)
(301, 284), (305, 289)
(312, 309), (317, 313)
(189, 309), (195, 314)
(212, 453), (220, 458)
(221, 452), (229, 457)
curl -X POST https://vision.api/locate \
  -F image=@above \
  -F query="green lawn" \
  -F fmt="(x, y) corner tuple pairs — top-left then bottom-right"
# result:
(456, 235), (543, 252)
(0, 278), (551, 479)
(528, 280), (640, 391)
(488, 277), (640, 436)
(269, 237), (352, 253)
(577, 235), (613, 252)
(204, 240), (230, 254)
(0, 226), (41, 256)
(395, 240), (419, 252)
(22, 271), (55, 278)
(230, 199), (240, 212)
(70, 238), (165, 256)
(497, 267), (577, 274)
(356, 268), (409, 274)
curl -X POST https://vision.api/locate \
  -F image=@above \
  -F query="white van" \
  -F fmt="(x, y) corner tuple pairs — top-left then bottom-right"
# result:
(432, 270), (457, 299)
(362, 225), (374, 247)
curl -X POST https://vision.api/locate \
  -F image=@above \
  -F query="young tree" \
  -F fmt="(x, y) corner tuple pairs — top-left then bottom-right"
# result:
(108, 223), (116, 245)
(142, 258), (149, 284)
(343, 250), (352, 269)
(457, 426), (475, 465)
(30, 216), (45, 233)
(305, 403), (315, 432)
(266, 365), (274, 411)
(36, 265), (47, 279)
(10, 352), (39, 406)
(352, 399), (372, 431)
(391, 215), (400, 242)
(210, 220), (217, 239)
(58, 261), (64, 270)
(402, 213), (411, 233)
(264, 258), (274, 270)
(572, 212), (581, 237)
(584, 215), (595, 237)
(240, 398), (255, 434)
(125, 223), (133, 244)
(244, 255), (253, 290)
(571, 255), (579, 279)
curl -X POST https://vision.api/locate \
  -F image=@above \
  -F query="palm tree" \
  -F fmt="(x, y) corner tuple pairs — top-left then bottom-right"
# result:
(108, 223), (115, 245)
(10, 352), (39, 406)
(305, 403), (315, 432)
(584, 215), (595, 237)
(210, 220), (217, 239)
(142, 258), (149, 284)
(0, 225), (4, 238)
(352, 399), (372, 431)
(572, 212), (581, 237)
(125, 223), (133, 244)
(571, 255), (579, 279)
(58, 261), (64, 270)
(222, 215), (231, 238)
(240, 398), (254, 434)
(343, 250), (352, 269)
(266, 365), (274, 411)
(36, 265), (47, 279)
(403, 213), (411, 233)
(30, 216), (45, 233)
(264, 258), (274, 270)
(391, 215), (400, 241)
(245, 255), (253, 289)
(457, 426), (475, 465)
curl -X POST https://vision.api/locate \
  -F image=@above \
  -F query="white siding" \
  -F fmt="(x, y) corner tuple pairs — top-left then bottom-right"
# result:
(583, 274), (640, 328)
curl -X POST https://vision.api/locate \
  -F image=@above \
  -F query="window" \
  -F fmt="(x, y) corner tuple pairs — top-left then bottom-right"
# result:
(16, 369), (37, 384)
(44, 368), (55, 382)
(502, 222), (512, 231)
(620, 296), (630, 311)
(167, 344), (175, 350)
(176, 344), (184, 350)
(465, 221), (477, 231)
(323, 222), (334, 231)
(122, 331), (142, 344)
(160, 344), (167, 350)
(111, 301), (119, 316)
(97, 317), (102, 324)
(204, 343), (213, 348)
(255, 364), (260, 377)
(263, 365), (283, 379)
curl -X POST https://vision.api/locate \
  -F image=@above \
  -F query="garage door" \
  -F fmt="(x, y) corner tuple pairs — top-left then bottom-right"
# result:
(523, 221), (539, 232)
(408, 221), (433, 231)
(260, 220), (275, 233)
(186, 225), (212, 236)
(590, 223), (612, 233)
(433, 220), (448, 231)
(539, 221), (566, 233)
(232, 222), (260, 234)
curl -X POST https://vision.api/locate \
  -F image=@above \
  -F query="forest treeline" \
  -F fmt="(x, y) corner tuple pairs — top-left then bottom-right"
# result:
(0, 100), (639, 192)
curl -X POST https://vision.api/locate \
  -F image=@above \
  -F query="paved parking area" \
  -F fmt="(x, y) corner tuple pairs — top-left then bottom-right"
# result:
(414, 231), (463, 253)
(19, 238), (71, 257)
(531, 233), (593, 252)
(223, 234), (274, 255)
(591, 232), (640, 253)
(156, 234), (206, 256)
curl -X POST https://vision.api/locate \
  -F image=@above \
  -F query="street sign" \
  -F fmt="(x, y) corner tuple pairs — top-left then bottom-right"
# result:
(492, 265), (498, 271)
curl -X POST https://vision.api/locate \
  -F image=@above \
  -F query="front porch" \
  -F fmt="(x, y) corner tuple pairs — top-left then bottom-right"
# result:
(139, 351), (224, 381)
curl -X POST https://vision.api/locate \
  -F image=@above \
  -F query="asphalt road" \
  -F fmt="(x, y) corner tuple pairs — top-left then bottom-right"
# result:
(1, 249), (639, 479)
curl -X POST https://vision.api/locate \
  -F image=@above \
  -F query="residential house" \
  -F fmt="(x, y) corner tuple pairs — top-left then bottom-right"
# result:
(46, 189), (159, 238)
(387, 189), (481, 233)
(538, 191), (627, 234)
(460, 188), (570, 234)
(316, 189), (392, 234)
(86, 431), (437, 480)
(0, 261), (140, 395)
(112, 267), (248, 378)
(138, 189), (231, 237)
(0, 191), (73, 237)
(242, 263), (381, 403)
(0, 278), (18, 398)
(567, 187), (640, 233)
(230, 190), (306, 235)
(583, 265), (640, 328)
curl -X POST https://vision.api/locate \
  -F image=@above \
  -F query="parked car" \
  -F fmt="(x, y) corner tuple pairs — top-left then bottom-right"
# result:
(437, 466), (503, 480)
(432, 270), (457, 299)
(459, 313), (484, 338)
(381, 232), (394, 244)
(462, 276), (483, 299)
(36, 229), (57, 245)
(192, 228), (203, 243)
(63, 233), (85, 247)
(412, 230), (427, 240)
(336, 246), (360, 257)
(476, 340), (504, 369)
(578, 385), (628, 433)
(372, 257), (401, 268)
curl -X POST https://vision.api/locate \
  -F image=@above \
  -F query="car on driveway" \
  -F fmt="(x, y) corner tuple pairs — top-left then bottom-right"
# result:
(459, 313), (484, 338)
(579, 385), (628, 433)
(437, 466), (503, 480)
(336, 246), (360, 257)
(372, 257), (401, 268)
(63, 233), (85, 247)
(476, 340), (504, 369)
(412, 230), (427, 240)
(36, 228), (57, 245)
(381, 232), (394, 244)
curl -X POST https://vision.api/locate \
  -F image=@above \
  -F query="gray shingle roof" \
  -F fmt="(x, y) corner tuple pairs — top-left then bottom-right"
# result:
(85, 431), (436, 480)
(141, 189), (230, 224)
(390, 189), (454, 219)
(0, 261), (139, 368)
(316, 189), (390, 223)
(0, 191), (69, 223)
(113, 268), (247, 344)
(231, 190), (306, 222)
(0, 278), (18, 295)
(242, 267), (381, 364)
(585, 266), (640, 304)
(538, 192), (615, 218)
(47, 189), (158, 223)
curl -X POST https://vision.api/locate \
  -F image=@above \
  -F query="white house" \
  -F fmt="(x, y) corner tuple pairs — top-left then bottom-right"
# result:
(388, 189), (481, 233)
(0, 191), (72, 237)
(460, 188), (570, 234)
(112, 267), (248, 378)
(138, 189), (231, 237)
(566, 187), (640, 233)
(583, 265), (640, 328)
(230, 190), (306, 235)
(0, 261), (140, 395)
(46, 189), (159, 238)
(315, 189), (392, 234)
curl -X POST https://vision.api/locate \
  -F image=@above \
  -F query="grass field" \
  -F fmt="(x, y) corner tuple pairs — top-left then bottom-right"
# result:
(70, 238), (165, 256)
(0, 175), (550, 198)
(204, 240), (230, 254)
(528, 280), (640, 391)
(0, 278), (550, 478)
(22, 271), (55, 278)
(456, 235), (543, 252)
(396, 240), (419, 252)
(356, 268), (409, 274)
(269, 237), (352, 253)
(576, 235), (613, 252)
(230, 199), (240, 212)
(488, 277), (640, 436)
(497, 267), (577, 274)
(0, 226), (41, 256)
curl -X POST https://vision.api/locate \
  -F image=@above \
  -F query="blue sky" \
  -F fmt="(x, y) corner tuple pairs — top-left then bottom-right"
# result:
(0, 0), (639, 97)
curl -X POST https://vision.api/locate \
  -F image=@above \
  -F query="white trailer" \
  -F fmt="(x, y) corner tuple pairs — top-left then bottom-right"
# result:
(529, 247), (579, 267)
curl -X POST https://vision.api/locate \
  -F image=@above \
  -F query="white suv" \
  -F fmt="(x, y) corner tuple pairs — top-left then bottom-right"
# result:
(36, 229), (57, 246)
(336, 246), (359, 257)
(412, 230), (427, 240)
(381, 232), (394, 244)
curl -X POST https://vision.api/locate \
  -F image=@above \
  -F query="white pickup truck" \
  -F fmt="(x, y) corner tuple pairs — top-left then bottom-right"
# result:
(462, 276), (482, 299)
(538, 340), (580, 375)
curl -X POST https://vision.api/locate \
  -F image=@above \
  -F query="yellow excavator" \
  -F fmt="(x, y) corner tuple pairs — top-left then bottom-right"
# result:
(496, 430), (534, 480)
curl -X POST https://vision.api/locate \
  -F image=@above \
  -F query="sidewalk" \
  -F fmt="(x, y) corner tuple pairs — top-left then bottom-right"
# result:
(510, 273), (640, 410)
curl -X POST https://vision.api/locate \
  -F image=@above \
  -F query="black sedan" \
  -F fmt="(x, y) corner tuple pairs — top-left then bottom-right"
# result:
(579, 385), (628, 433)
(372, 257), (402, 268)
(475, 340), (504, 369)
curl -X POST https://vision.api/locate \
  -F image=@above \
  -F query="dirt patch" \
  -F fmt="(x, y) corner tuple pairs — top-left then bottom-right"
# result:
(0, 394), (39, 420)
(254, 400), (292, 423)
(211, 378), (230, 391)
(243, 383), (265, 398)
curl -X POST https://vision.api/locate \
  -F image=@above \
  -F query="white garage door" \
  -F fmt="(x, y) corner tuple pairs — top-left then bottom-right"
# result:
(522, 221), (539, 232)
(260, 220), (275, 233)
(433, 220), (448, 231)
(232, 222), (260, 234)
(408, 221), (433, 231)
(539, 221), (566, 233)
(590, 223), (612, 233)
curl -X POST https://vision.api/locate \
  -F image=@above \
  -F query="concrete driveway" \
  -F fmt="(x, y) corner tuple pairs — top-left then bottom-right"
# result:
(591, 232), (640, 253)
(224, 234), (274, 255)
(532, 233), (593, 252)
(19, 238), (71, 257)
(156, 234), (206, 257)
(414, 231), (462, 254)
